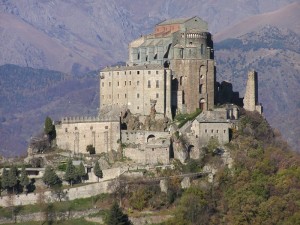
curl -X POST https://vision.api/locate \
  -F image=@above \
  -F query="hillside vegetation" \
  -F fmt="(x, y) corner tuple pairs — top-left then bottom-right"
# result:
(162, 111), (300, 225)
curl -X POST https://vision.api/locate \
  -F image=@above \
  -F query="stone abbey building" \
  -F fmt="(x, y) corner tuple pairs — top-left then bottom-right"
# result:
(55, 17), (262, 164)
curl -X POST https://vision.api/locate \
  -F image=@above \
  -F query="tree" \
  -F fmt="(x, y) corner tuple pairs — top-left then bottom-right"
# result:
(86, 144), (96, 155)
(64, 158), (77, 186)
(94, 161), (103, 182)
(8, 165), (18, 193)
(19, 165), (30, 193)
(43, 166), (61, 188)
(77, 162), (86, 183)
(44, 116), (56, 141)
(1, 168), (9, 191)
(105, 202), (132, 225)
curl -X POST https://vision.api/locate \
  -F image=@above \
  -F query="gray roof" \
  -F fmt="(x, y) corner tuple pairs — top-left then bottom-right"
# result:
(196, 110), (229, 123)
(157, 17), (195, 26)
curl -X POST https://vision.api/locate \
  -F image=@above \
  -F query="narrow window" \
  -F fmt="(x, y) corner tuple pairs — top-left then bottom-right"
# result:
(125, 81), (126, 85)
(129, 71), (131, 74)
(156, 93), (159, 98)
(148, 71), (151, 75)
(148, 80), (151, 88)
(224, 130), (226, 133)
(137, 81), (140, 85)
(137, 93), (140, 98)
(118, 94), (119, 99)
(117, 72), (119, 75)
(102, 82), (104, 87)
(125, 94), (127, 98)
(109, 82), (111, 87)
(205, 129), (207, 133)
(137, 71), (140, 75)
(129, 81), (131, 85)
(117, 81), (119, 86)
(211, 129), (213, 133)
(156, 80), (159, 88)
(65, 128), (68, 133)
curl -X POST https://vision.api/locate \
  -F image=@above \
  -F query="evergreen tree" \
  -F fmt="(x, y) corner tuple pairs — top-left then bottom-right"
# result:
(8, 166), (17, 193)
(77, 162), (86, 183)
(64, 158), (77, 186)
(19, 165), (30, 193)
(1, 168), (9, 191)
(44, 116), (56, 141)
(43, 166), (61, 188)
(94, 161), (103, 182)
(105, 202), (132, 225)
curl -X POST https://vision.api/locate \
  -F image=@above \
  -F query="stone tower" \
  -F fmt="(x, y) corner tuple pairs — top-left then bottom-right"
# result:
(127, 16), (216, 115)
(243, 71), (263, 114)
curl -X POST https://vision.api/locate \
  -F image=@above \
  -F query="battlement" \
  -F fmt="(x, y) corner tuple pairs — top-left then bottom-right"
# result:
(58, 116), (117, 124)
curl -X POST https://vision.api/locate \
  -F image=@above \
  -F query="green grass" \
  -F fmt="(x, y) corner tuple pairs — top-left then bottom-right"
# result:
(175, 108), (202, 128)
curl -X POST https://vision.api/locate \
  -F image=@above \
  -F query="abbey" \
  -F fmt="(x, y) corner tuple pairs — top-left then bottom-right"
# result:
(55, 17), (262, 163)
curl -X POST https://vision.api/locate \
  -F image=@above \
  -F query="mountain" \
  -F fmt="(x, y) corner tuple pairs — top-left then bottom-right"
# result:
(0, 0), (297, 74)
(215, 26), (300, 151)
(214, 2), (300, 41)
(0, 65), (99, 156)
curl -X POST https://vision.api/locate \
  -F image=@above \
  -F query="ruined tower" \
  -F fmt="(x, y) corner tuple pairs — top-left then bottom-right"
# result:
(243, 71), (263, 114)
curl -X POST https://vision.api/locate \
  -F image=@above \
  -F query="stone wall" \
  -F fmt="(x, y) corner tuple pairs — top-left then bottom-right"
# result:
(56, 119), (120, 154)
(100, 65), (172, 118)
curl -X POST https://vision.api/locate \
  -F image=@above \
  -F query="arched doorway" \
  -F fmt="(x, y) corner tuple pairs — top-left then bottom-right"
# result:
(147, 134), (155, 143)
(199, 98), (206, 110)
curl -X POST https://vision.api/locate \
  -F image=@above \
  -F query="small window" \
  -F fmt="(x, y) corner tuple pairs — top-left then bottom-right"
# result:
(129, 71), (131, 74)
(125, 71), (126, 75)
(216, 130), (219, 133)
(118, 82), (119, 86)
(125, 81), (126, 85)
(137, 93), (140, 98)
(148, 80), (151, 88)
(125, 94), (127, 98)
(156, 80), (159, 88)
(156, 93), (159, 98)
(129, 81), (131, 85)
(65, 128), (68, 133)
(148, 71), (151, 75)
(189, 42), (192, 45)
(152, 148), (154, 151)
(137, 81), (140, 85)
(211, 130), (213, 133)
(102, 82), (104, 87)
(118, 94), (119, 99)
(156, 71), (159, 74)
(75, 127), (78, 130)
(205, 129), (207, 133)
(137, 71), (140, 75)
(224, 130), (226, 133)
(109, 82), (111, 87)
(105, 126), (108, 129)
(137, 106), (139, 109)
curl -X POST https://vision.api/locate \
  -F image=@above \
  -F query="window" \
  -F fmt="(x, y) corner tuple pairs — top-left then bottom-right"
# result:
(125, 94), (127, 98)
(148, 80), (151, 88)
(117, 72), (119, 75)
(118, 94), (119, 99)
(129, 71), (131, 74)
(211, 129), (213, 133)
(109, 82), (111, 87)
(105, 126), (108, 129)
(156, 93), (159, 98)
(137, 71), (140, 75)
(102, 82), (104, 87)
(137, 81), (140, 85)
(189, 42), (192, 45)
(199, 84), (203, 94)
(137, 93), (140, 98)
(156, 80), (159, 88)
(75, 127), (78, 130)
(217, 130), (219, 133)
(205, 129), (207, 133)
(148, 71), (151, 75)
(129, 81), (131, 85)
(224, 130), (226, 133)
(156, 71), (159, 74)
(65, 128), (68, 133)
(125, 81), (126, 85)
(117, 81), (119, 86)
